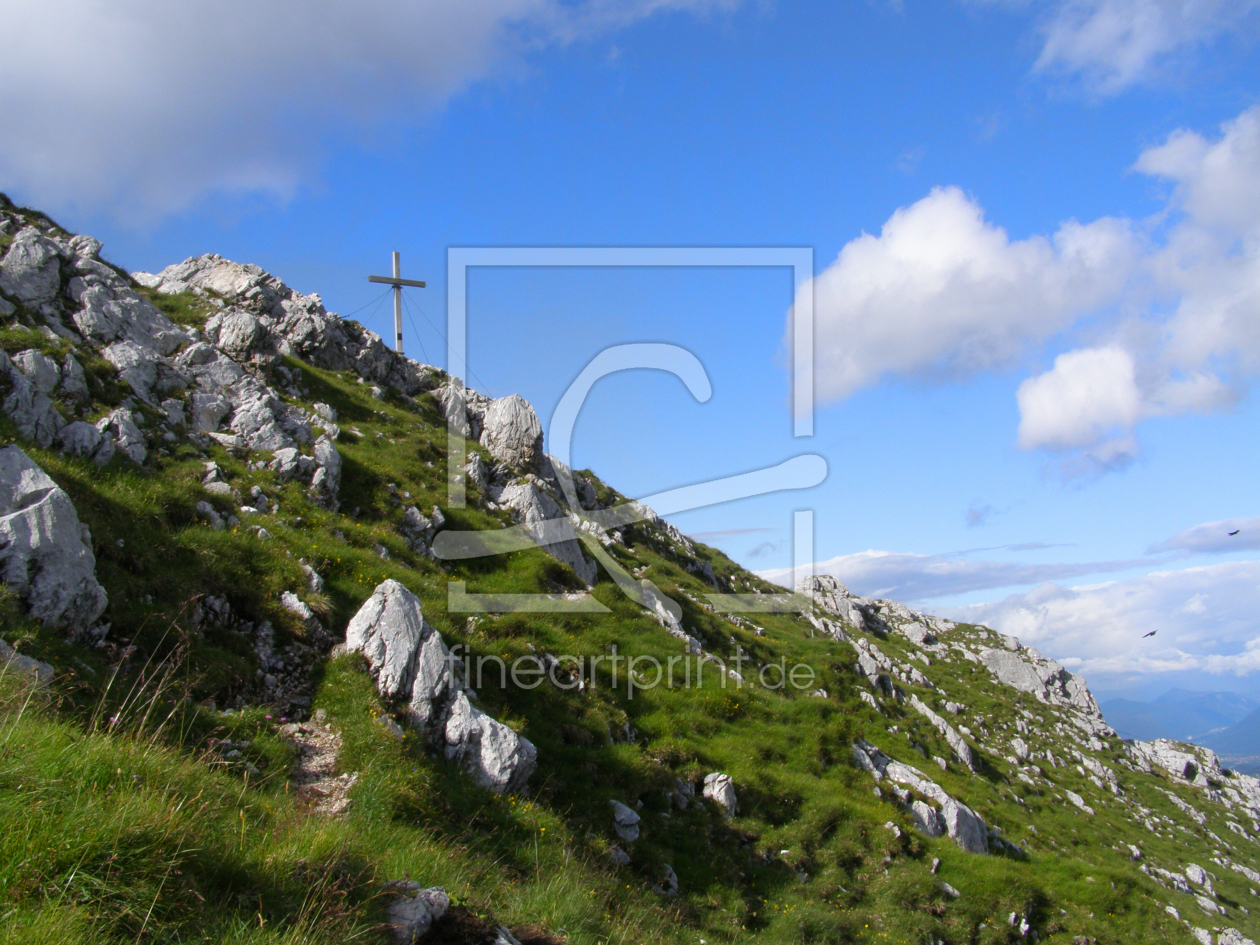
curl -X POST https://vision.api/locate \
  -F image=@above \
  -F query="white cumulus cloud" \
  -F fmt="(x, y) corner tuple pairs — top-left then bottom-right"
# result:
(805, 186), (1136, 402)
(1015, 346), (1140, 450)
(0, 0), (735, 219)
(801, 105), (1260, 471)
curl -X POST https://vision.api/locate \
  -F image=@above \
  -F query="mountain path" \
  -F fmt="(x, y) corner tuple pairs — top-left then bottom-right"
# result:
(280, 713), (358, 816)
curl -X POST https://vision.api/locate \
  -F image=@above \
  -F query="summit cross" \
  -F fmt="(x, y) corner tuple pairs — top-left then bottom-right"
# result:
(367, 251), (426, 355)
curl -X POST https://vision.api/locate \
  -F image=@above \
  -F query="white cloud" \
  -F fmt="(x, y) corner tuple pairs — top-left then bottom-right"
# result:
(804, 186), (1136, 401)
(1015, 346), (1140, 449)
(801, 105), (1260, 470)
(1149, 516), (1260, 555)
(1013, 345), (1233, 464)
(1142, 108), (1260, 375)
(943, 561), (1260, 679)
(0, 0), (734, 219)
(1032, 0), (1260, 94)
(757, 547), (1153, 600)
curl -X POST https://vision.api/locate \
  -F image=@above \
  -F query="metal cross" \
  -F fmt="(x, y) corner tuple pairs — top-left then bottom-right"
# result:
(368, 251), (426, 355)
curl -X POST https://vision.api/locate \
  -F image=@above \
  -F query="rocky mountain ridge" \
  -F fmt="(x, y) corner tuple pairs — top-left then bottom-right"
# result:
(1, 195), (1258, 944)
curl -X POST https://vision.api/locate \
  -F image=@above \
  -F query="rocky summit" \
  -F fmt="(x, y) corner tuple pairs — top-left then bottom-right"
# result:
(1, 194), (1257, 944)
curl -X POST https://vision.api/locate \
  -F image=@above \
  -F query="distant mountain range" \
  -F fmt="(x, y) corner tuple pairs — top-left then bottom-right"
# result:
(1102, 689), (1260, 773)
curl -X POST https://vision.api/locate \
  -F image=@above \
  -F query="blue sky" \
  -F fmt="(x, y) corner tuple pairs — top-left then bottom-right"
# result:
(4, 0), (1260, 699)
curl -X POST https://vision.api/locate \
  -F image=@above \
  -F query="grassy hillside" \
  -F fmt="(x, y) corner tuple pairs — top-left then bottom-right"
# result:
(1, 206), (1257, 943)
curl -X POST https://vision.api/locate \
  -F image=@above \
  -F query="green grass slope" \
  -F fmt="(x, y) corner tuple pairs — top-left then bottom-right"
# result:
(0, 204), (1256, 944)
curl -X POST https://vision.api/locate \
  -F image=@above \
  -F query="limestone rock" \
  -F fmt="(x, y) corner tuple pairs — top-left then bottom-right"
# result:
(56, 421), (114, 465)
(0, 227), (62, 305)
(465, 452), (491, 495)
(312, 434), (341, 507)
(443, 691), (537, 794)
(344, 579), (425, 699)
(68, 271), (189, 356)
(1185, 863), (1213, 896)
(703, 773), (738, 819)
(382, 883), (449, 945)
(195, 501), (225, 531)
(980, 644), (1102, 716)
(480, 394), (543, 473)
(345, 581), (536, 794)
(911, 799), (944, 837)
(1065, 790), (1095, 815)
(1127, 739), (1222, 788)
(851, 740), (989, 854)
(12, 349), (60, 395)
(797, 573), (866, 630)
(611, 800), (641, 842)
(398, 505), (438, 553)
(496, 479), (596, 585)
(97, 408), (146, 463)
(2, 352), (66, 449)
(909, 695), (975, 771)
(59, 354), (89, 401)
(939, 798), (989, 853)
(0, 446), (107, 635)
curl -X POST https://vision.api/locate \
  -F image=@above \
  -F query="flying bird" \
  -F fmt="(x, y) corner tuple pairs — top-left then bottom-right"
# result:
(1142, 630), (1157, 638)
(1229, 529), (1240, 536)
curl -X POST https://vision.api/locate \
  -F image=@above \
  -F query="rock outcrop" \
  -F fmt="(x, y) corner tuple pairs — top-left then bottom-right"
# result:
(381, 883), (449, 944)
(852, 740), (989, 854)
(0, 446), (107, 636)
(980, 640), (1102, 716)
(480, 394), (543, 474)
(703, 772), (738, 819)
(344, 580), (536, 793)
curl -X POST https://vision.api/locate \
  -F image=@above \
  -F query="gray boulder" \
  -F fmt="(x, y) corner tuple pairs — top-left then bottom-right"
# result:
(0, 227), (62, 305)
(480, 394), (543, 473)
(344, 579), (426, 699)
(0, 637), (55, 685)
(407, 618), (459, 733)
(611, 799), (641, 842)
(67, 272), (190, 356)
(190, 390), (231, 433)
(703, 772), (738, 819)
(796, 574), (867, 629)
(465, 452), (491, 495)
(3, 362), (66, 449)
(1127, 739), (1221, 787)
(444, 690), (537, 794)
(980, 644), (1102, 716)
(911, 800), (944, 837)
(939, 798), (989, 854)
(12, 349), (60, 395)
(102, 340), (165, 402)
(344, 580), (536, 794)
(97, 408), (146, 464)
(56, 421), (114, 465)
(195, 501), (225, 531)
(59, 354), (89, 401)
(215, 310), (262, 360)
(909, 695), (975, 771)
(0, 446), (107, 634)
(381, 883), (449, 945)
(312, 434), (341, 507)
(496, 479), (596, 585)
